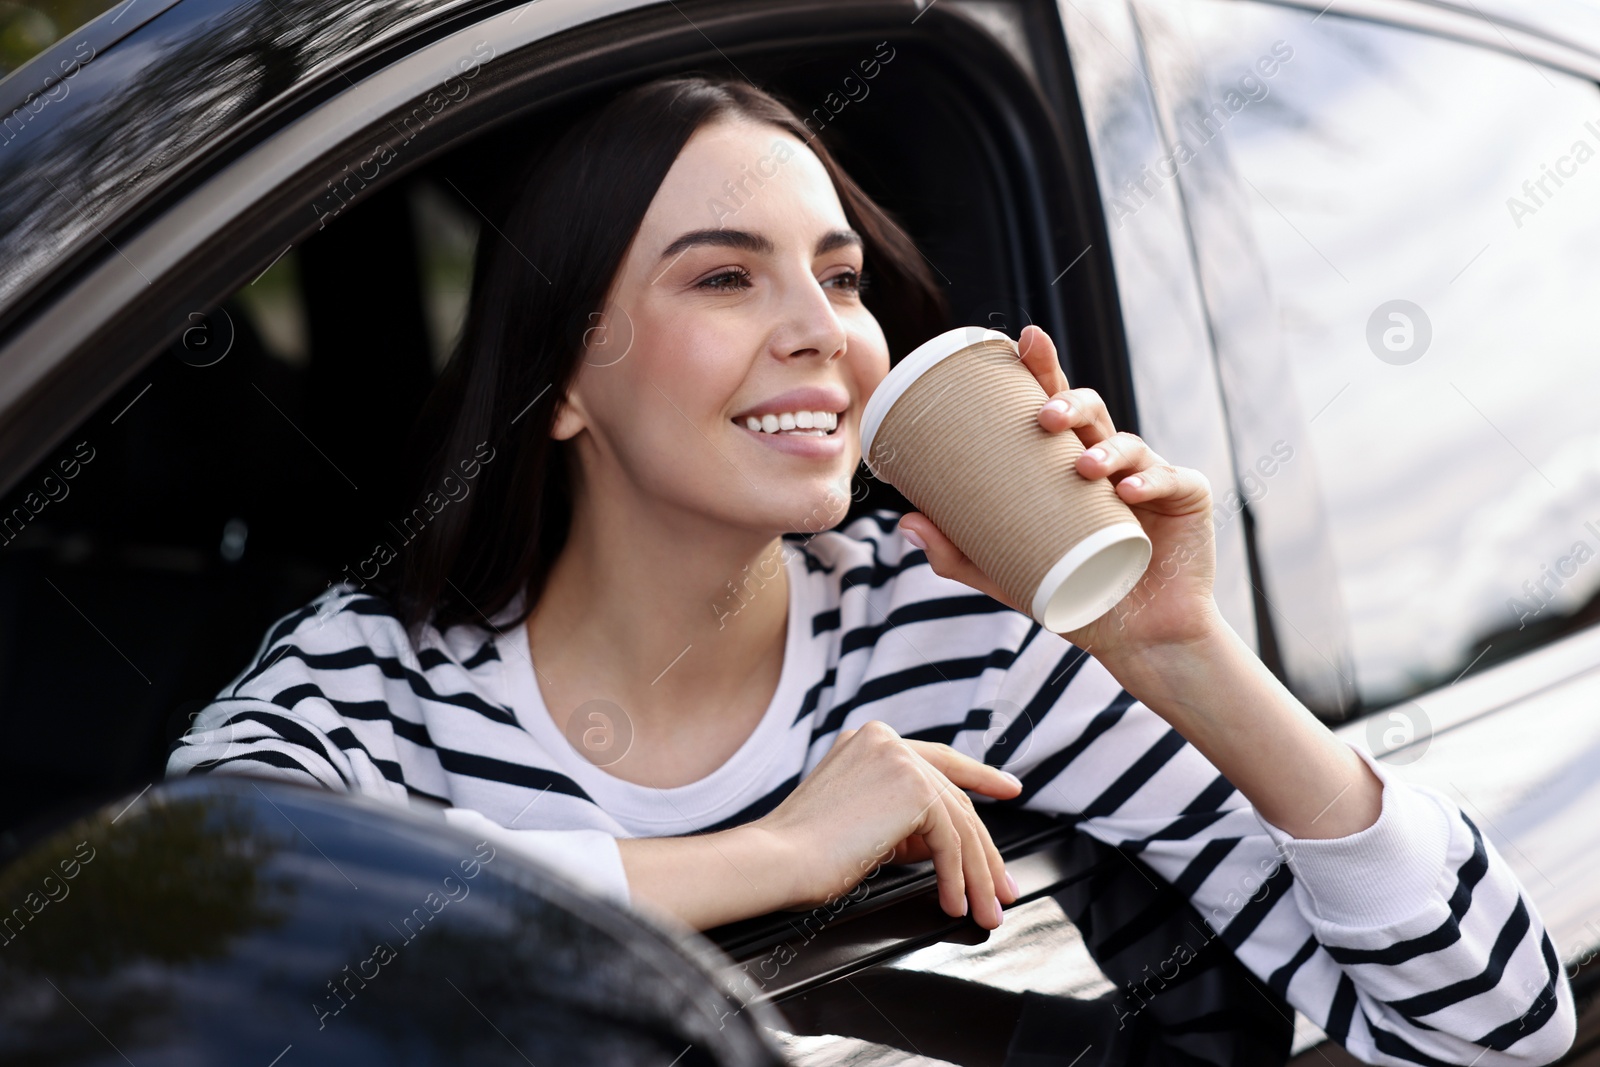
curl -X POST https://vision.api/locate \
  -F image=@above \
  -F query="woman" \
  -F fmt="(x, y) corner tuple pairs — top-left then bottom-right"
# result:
(169, 75), (1572, 1064)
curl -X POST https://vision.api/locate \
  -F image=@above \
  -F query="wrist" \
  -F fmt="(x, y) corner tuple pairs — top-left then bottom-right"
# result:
(1096, 605), (1237, 705)
(725, 820), (808, 912)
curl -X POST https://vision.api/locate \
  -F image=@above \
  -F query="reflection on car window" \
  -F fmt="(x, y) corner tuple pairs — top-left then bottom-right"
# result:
(1180, 4), (1600, 705)
(231, 251), (309, 367)
(411, 179), (479, 374)
(0, 1), (121, 79)
(227, 179), (476, 374)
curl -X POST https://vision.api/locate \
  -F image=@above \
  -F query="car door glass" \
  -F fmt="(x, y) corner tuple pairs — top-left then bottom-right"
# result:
(226, 179), (477, 373)
(411, 179), (479, 373)
(1176, 3), (1600, 706)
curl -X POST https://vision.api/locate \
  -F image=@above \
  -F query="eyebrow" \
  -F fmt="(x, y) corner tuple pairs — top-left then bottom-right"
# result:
(657, 227), (863, 260)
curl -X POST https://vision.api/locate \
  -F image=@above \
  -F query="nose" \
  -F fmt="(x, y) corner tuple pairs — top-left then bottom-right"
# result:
(770, 265), (848, 363)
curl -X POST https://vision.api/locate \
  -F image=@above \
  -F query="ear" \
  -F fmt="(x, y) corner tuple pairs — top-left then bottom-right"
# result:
(550, 390), (587, 441)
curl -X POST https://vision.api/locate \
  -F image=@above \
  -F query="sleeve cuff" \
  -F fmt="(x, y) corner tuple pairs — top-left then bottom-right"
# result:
(1253, 744), (1454, 929)
(441, 807), (632, 909)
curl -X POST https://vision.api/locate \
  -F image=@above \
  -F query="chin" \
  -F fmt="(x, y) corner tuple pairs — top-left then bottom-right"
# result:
(758, 474), (857, 538)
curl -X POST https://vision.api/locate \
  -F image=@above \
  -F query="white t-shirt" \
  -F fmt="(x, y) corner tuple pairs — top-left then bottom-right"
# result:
(167, 511), (1572, 1065)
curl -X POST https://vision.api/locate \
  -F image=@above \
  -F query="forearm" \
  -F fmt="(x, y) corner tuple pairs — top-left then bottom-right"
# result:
(1100, 615), (1382, 839)
(618, 823), (799, 930)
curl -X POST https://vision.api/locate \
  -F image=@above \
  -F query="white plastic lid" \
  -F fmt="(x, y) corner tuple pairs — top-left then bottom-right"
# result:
(859, 326), (1013, 472)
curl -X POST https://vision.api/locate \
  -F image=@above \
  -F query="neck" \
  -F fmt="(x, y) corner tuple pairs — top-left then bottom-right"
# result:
(527, 475), (791, 727)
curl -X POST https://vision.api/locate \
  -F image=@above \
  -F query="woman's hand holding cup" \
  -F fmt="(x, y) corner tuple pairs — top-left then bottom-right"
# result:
(896, 324), (1224, 663)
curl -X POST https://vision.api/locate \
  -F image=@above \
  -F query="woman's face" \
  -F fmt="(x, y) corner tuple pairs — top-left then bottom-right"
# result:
(554, 117), (889, 538)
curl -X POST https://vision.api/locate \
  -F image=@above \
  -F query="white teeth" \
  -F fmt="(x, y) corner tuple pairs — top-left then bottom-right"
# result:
(742, 410), (843, 435)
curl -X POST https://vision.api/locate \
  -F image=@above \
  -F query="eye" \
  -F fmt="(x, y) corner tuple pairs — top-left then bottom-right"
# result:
(824, 268), (868, 294)
(697, 267), (752, 291)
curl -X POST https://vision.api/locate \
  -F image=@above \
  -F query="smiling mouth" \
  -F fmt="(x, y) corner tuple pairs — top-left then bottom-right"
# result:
(738, 410), (842, 437)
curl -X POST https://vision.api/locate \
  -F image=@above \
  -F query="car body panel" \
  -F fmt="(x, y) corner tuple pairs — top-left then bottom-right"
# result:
(0, 0), (489, 313)
(0, 778), (789, 1065)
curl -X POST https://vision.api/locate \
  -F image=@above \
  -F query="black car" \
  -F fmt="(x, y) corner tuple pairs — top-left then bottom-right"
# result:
(2, 0), (1598, 1063)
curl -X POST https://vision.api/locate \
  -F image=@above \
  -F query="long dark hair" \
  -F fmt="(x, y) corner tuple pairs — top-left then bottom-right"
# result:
(393, 73), (949, 641)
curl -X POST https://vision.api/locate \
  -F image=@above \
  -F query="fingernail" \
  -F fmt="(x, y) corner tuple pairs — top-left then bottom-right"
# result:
(961, 896), (969, 917)
(994, 897), (1005, 925)
(1005, 872), (1020, 898)
(900, 526), (928, 551)
(1124, 475), (1143, 490)
(1000, 771), (1022, 789)
(1042, 398), (1069, 416)
(1085, 446), (1107, 461)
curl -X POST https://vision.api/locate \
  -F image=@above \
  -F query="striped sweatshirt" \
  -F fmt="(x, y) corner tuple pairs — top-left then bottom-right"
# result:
(167, 510), (1574, 1065)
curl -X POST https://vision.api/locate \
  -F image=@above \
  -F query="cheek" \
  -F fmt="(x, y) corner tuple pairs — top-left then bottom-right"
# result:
(633, 319), (749, 426)
(680, 322), (745, 381)
(583, 321), (743, 467)
(846, 322), (891, 402)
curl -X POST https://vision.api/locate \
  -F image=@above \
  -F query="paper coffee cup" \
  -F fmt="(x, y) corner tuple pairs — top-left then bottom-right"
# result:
(860, 326), (1152, 632)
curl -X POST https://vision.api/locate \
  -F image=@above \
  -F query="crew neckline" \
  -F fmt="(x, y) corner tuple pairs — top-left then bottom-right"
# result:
(490, 546), (815, 830)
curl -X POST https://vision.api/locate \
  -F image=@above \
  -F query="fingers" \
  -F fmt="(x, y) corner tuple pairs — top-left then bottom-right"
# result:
(913, 767), (1003, 928)
(1003, 337), (1218, 525)
(1074, 434), (1212, 516)
(973, 795), (1019, 909)
(906, 740), (1018, 922)
(1114, 462), (1213, 515)
(843, 725), (1018, 925)
(911, 778), (969, 921)
(897, 514), (1019, 613)
(1017, 325), (1069, 398)
(903, 738), (1023, 801)
(1076, 431), (1165, 483)
(938, 783), (1004, 928)
(1038, 385), (1117, 446)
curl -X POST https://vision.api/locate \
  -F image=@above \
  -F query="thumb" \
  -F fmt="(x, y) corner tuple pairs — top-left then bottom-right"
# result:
(897, 514), (1016, 611)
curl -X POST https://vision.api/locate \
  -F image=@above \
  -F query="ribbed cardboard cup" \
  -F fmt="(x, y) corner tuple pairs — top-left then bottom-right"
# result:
(860, 326), (1152, 633)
